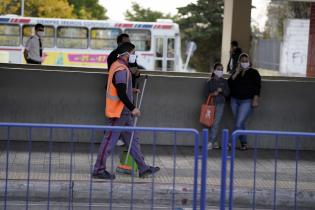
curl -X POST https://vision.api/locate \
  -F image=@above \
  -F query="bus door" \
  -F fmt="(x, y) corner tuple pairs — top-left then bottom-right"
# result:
(154, 36), (176, 71)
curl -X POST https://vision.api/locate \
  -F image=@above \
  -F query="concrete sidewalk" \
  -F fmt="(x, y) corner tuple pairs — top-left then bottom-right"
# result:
(0, 142), (315, 209)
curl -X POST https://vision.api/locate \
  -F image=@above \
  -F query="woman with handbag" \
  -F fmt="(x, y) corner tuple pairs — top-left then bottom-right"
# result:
(228, 53), (261, 150)
(205, 63), (230, 149)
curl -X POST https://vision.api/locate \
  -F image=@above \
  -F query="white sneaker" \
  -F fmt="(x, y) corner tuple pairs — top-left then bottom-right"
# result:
(207, 142), (213, 150)
(116, 139), (125, 146)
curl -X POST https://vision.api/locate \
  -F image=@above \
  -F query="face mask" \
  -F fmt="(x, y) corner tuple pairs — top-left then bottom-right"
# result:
(214, 70), (224, 78)
(37, 31), (44, 37)
(240, 62), (250, 69)
(128, 54), (137, 63)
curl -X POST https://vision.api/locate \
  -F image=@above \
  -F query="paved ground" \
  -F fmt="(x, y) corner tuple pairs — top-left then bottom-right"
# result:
(0, 141), (315, 209)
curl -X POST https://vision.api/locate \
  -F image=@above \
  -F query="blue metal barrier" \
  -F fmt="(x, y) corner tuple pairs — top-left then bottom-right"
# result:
(0, 122), (205, 210)
(222, 130), (315, 210)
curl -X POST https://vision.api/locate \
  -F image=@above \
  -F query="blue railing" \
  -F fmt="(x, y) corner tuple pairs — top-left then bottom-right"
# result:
(0, 122), (208, 210)
(221, 129), (315, 210)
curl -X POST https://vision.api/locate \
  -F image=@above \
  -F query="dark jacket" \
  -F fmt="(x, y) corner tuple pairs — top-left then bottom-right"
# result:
(228, 68), (261, 100)
(227, 47), (242, 74)
(205, 76), (230, 104)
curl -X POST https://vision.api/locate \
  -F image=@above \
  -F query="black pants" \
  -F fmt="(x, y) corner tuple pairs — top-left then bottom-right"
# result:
(26, 59), (41, 64)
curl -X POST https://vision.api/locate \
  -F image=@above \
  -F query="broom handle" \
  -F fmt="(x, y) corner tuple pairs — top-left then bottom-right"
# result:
(124, 75), (148, 165)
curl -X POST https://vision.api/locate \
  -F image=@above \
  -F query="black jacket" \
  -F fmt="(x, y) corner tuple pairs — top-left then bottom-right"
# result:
(227, 47), (242, 74)
(228, 68), (261, 100)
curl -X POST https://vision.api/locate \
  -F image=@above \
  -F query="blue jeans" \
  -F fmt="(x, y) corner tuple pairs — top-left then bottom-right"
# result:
(209, 103), (225, 143)
(230, 97), (253, 145)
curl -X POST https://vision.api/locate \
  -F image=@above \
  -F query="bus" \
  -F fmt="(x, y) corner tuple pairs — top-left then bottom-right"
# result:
(0, 15), (183, 71)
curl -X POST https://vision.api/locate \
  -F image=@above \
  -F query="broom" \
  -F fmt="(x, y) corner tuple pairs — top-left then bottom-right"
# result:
(116, 75), (148, 175)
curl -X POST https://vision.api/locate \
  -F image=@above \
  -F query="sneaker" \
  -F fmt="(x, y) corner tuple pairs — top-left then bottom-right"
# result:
(212, 142), (220, 149)
(92, 170), (116, 180)
(116, 139), (125, 146)
(139, 166), (160, 178)
(207, 142), (213, 150)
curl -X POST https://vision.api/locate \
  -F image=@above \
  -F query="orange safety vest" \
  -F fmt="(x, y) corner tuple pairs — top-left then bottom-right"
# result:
(105, 60), (131, 118)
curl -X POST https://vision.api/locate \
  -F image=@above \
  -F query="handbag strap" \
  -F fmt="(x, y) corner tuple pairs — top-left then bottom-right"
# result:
(206, 95), (215, 105)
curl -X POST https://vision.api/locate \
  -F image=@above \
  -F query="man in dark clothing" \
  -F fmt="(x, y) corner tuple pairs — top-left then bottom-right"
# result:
(227, 41), (242, 74)
(107, 34), (130, 70)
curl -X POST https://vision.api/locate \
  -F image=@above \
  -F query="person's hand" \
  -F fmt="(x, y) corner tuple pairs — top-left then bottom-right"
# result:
(133, 88), (141, 94)
(130, 67), (140, 76)
(131, 108), (141, 117)
(252, 97), (259, 108)
(213, 91), (219, 96)
(232, 63), (241, 80)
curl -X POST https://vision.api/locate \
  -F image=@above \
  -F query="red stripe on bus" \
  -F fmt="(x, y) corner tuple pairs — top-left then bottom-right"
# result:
(20, 19), (31, 23)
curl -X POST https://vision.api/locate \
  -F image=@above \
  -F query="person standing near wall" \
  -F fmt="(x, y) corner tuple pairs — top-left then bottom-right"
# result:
(227, 41), (242, 74)
(24, 24), (45, 64)
(206, 63), (230, 149)
(93, 42), (160, 179)
(228, 53), (261, 150)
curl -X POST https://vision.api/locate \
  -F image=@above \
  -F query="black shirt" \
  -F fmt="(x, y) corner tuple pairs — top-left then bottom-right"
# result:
(227, 47), (242, 74)
(228, 68), (261, 100)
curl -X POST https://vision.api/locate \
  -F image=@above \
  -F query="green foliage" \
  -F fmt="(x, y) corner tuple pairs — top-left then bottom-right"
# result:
(0, 0), (75, 18)
(125, 2), (174, 22)
(0, 0), (107, 20)
(68, 0), (108, 20)
(0, 0), (21, 15)
(264, 1), (311, 39)
(177, 0), (224, 72)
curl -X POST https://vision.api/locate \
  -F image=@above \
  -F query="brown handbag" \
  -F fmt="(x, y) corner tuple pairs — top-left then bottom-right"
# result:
(199, 95), (216, 127)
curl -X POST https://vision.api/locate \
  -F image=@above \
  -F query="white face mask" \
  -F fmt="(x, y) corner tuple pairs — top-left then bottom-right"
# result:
(240, 62), (250, 69)
(37, 31), (44, 37)
(128, 54), (137, 63)
(213, 70), (224, 78)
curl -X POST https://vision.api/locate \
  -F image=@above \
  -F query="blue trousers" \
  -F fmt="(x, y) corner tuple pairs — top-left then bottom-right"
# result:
(93, 114), (149, 174)
(209, 103), (225, 143)
(230, 97), (253, 145)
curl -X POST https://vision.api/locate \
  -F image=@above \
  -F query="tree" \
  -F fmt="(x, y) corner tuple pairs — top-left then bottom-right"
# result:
(0, 0), (75, 18)
(0, 0), (20, 15)
(264, 1), (311, 39)
(125, 2), (174, 22)
(177, 0), (224, 72)
(68, 0), (108, 20)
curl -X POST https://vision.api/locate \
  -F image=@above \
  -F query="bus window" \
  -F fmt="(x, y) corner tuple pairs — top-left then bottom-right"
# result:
(0, 24), (20, 46)
(90, 28), (121, 50)
(23, 25), (55, 48)
(57, 27), (88, 49)
(155, 38), (163, 58)
(167, 38), (175, 58)
(124, 29), (151, 51)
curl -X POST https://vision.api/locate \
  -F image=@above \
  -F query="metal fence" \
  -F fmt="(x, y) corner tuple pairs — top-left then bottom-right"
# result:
(221, 129), (315, 210)
(0, 122), (209, 210)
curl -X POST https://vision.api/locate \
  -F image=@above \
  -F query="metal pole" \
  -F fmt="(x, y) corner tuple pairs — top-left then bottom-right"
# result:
(21, 0), (24, 16)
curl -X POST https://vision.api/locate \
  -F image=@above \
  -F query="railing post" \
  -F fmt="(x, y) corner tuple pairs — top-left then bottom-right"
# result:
(220, 129), (229, 210)
(200, 129), (208, 210)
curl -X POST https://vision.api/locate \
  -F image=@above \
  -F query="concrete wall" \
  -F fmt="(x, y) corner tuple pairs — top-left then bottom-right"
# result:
(1, 64), (315, 149)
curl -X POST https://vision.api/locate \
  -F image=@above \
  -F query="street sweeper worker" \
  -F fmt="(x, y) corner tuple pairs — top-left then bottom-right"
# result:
(92, 42), (160, 180)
